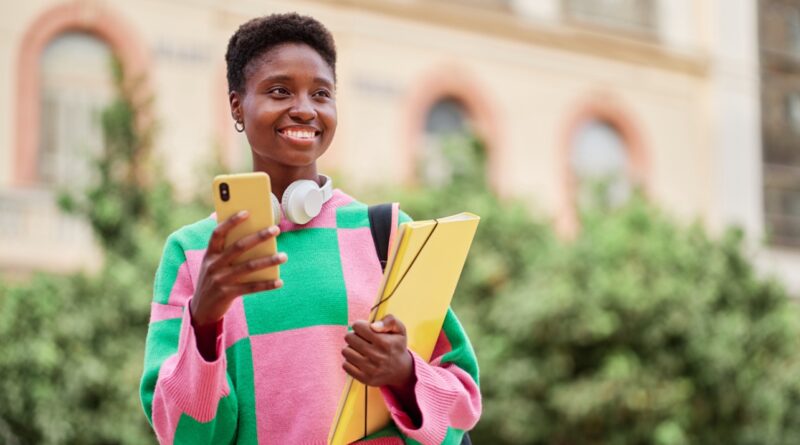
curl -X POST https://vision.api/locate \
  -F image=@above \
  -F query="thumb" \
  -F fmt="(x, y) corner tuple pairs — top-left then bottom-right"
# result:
(372, 314), (404, 334)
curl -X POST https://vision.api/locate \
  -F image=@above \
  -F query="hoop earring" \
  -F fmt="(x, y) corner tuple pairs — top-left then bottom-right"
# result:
(234, 120), (245, 133)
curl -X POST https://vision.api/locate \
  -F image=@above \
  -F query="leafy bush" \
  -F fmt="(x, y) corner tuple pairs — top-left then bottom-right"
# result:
(481, 201), (800, 445)
(0, 259), (152, 444)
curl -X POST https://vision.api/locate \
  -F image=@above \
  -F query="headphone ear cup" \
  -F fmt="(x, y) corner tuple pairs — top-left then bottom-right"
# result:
(282, 179), (321, 225)
(271, 193), (281, 224)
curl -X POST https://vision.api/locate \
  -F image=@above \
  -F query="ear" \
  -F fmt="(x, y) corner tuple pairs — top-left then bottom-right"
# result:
(229, 90), (242, 121)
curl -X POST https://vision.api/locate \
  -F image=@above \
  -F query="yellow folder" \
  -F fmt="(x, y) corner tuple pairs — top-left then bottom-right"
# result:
(327, 212), (480, 445)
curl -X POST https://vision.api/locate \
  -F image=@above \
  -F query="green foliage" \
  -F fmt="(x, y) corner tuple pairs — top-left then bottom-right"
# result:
(0, 261), (153, 444)
(481, 201), (800, 445)
(395, 137), (800, 445)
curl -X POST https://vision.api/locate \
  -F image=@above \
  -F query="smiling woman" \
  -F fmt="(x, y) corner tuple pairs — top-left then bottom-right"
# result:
(139, 12), (481, 445)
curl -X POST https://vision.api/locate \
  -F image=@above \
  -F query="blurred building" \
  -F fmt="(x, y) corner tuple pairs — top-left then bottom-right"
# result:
(0, 0), (797, 292)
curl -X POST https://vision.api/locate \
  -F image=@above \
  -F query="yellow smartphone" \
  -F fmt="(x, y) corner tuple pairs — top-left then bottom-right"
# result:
(212, 172), (279, 283)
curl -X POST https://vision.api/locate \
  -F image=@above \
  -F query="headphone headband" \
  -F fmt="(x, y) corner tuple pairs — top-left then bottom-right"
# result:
(271, 174), (334, 225)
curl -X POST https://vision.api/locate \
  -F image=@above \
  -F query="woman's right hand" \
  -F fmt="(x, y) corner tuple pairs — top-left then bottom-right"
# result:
(190, 211), (287, 328)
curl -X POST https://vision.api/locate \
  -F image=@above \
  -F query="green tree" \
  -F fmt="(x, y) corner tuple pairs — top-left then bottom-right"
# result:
(478, 200), (800, 445)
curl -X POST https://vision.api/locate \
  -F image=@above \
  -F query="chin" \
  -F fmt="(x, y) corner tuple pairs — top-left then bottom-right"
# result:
(258, 155), (318, 169)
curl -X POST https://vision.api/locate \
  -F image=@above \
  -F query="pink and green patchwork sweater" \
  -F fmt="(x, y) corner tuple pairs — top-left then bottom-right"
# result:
(139, 190), (482, 444)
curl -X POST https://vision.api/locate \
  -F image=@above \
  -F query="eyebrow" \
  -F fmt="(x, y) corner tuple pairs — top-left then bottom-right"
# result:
(260, 74), (334, 88)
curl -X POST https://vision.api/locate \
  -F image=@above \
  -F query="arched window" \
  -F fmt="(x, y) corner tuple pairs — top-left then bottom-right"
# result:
(38, 32), (114, 187)
(421, 97), (471, 185)
(570, 119), (632, 209)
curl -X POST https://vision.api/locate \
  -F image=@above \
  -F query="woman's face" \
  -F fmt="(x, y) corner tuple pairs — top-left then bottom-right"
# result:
(232, 43), (337, 171)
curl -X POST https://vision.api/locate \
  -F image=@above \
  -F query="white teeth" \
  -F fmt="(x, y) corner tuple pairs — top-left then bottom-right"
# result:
(285, 129), (316, 140)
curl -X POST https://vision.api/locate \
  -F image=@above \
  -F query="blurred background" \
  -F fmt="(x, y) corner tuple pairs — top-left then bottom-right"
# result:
(2, 0), (800, 444)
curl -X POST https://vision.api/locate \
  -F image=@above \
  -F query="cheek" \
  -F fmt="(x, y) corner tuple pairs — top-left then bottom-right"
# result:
(243, 112), (277, 147)
(244, 98), (277, 124)
(323, 107), (338, 135)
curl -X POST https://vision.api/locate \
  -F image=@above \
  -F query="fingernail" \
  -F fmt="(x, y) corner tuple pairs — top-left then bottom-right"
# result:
(277, 252), (287, 261)
(269, 226), (279, 235)
(275, 279), (284, 287)
(237, 210), (249, 218)
(372, 321), (384, 330)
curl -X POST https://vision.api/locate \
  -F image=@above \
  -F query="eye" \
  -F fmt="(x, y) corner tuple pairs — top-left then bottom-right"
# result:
(268, 86), (291, 96)
(313, 89), (332, 99)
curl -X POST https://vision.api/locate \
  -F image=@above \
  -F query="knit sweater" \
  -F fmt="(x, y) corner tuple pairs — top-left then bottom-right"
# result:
(139, 190), (482, 445)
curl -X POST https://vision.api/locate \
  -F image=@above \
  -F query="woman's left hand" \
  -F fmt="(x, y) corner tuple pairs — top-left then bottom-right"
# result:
(342, 314), (415, 391)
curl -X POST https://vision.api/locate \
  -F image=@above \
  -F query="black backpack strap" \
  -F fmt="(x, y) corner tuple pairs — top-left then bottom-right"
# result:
(368, 203), (395, 272)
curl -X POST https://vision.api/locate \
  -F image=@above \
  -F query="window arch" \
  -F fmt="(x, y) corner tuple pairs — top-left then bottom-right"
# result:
(39, 32), (114, 187)
(402, 64), (501, 188)
(558, 94), (648, 236)
(425, 97), (470, 136)
(420, 97), (472, 186)
(14, 2), (150, 186)
(570, 119), (632, 209)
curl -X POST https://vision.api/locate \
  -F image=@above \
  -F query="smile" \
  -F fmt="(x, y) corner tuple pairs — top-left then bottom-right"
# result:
(278, 126), (321, 143)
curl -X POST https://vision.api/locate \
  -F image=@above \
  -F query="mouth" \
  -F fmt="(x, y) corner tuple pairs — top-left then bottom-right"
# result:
(277, 126), (321, 144)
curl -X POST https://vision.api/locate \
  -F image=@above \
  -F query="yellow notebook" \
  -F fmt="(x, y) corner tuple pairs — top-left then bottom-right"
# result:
(328, 212), (480, 445)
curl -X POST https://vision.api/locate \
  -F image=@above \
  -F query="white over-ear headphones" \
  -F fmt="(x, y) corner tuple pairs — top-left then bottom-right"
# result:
(271, 174), (333, 225)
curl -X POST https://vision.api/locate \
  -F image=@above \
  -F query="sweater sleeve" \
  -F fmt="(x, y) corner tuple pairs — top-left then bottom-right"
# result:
(380, 308), (482, 445)
(139, 233), (239, 445)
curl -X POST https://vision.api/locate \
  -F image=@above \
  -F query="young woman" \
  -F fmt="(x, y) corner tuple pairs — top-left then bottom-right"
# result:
(140, 13), (481, 444)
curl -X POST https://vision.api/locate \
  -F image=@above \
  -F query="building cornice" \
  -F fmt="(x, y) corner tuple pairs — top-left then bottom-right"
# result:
(310, 0), (709, 77)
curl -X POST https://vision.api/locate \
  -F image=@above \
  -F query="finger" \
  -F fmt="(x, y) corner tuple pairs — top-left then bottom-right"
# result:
(217, 225), (280, 265)
(341, 346), (372, 371)
(209, 211), (249, 253)
(371, 314), (405, 335)
(352, 320), (380, 344)
(344, 331), (377, 357)
(343, 361), (368, 384)
(220, 279), (283, 297)
(219, 253), (288, 281)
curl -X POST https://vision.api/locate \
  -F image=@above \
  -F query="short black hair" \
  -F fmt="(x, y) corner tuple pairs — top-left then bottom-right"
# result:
(225, 13), (337, 93)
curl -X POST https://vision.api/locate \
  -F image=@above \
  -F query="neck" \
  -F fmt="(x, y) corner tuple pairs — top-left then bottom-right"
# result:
(252, 159), (319, 200)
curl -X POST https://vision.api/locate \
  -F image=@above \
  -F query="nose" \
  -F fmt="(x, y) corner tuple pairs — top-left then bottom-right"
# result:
(288, 94), (316, 122)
